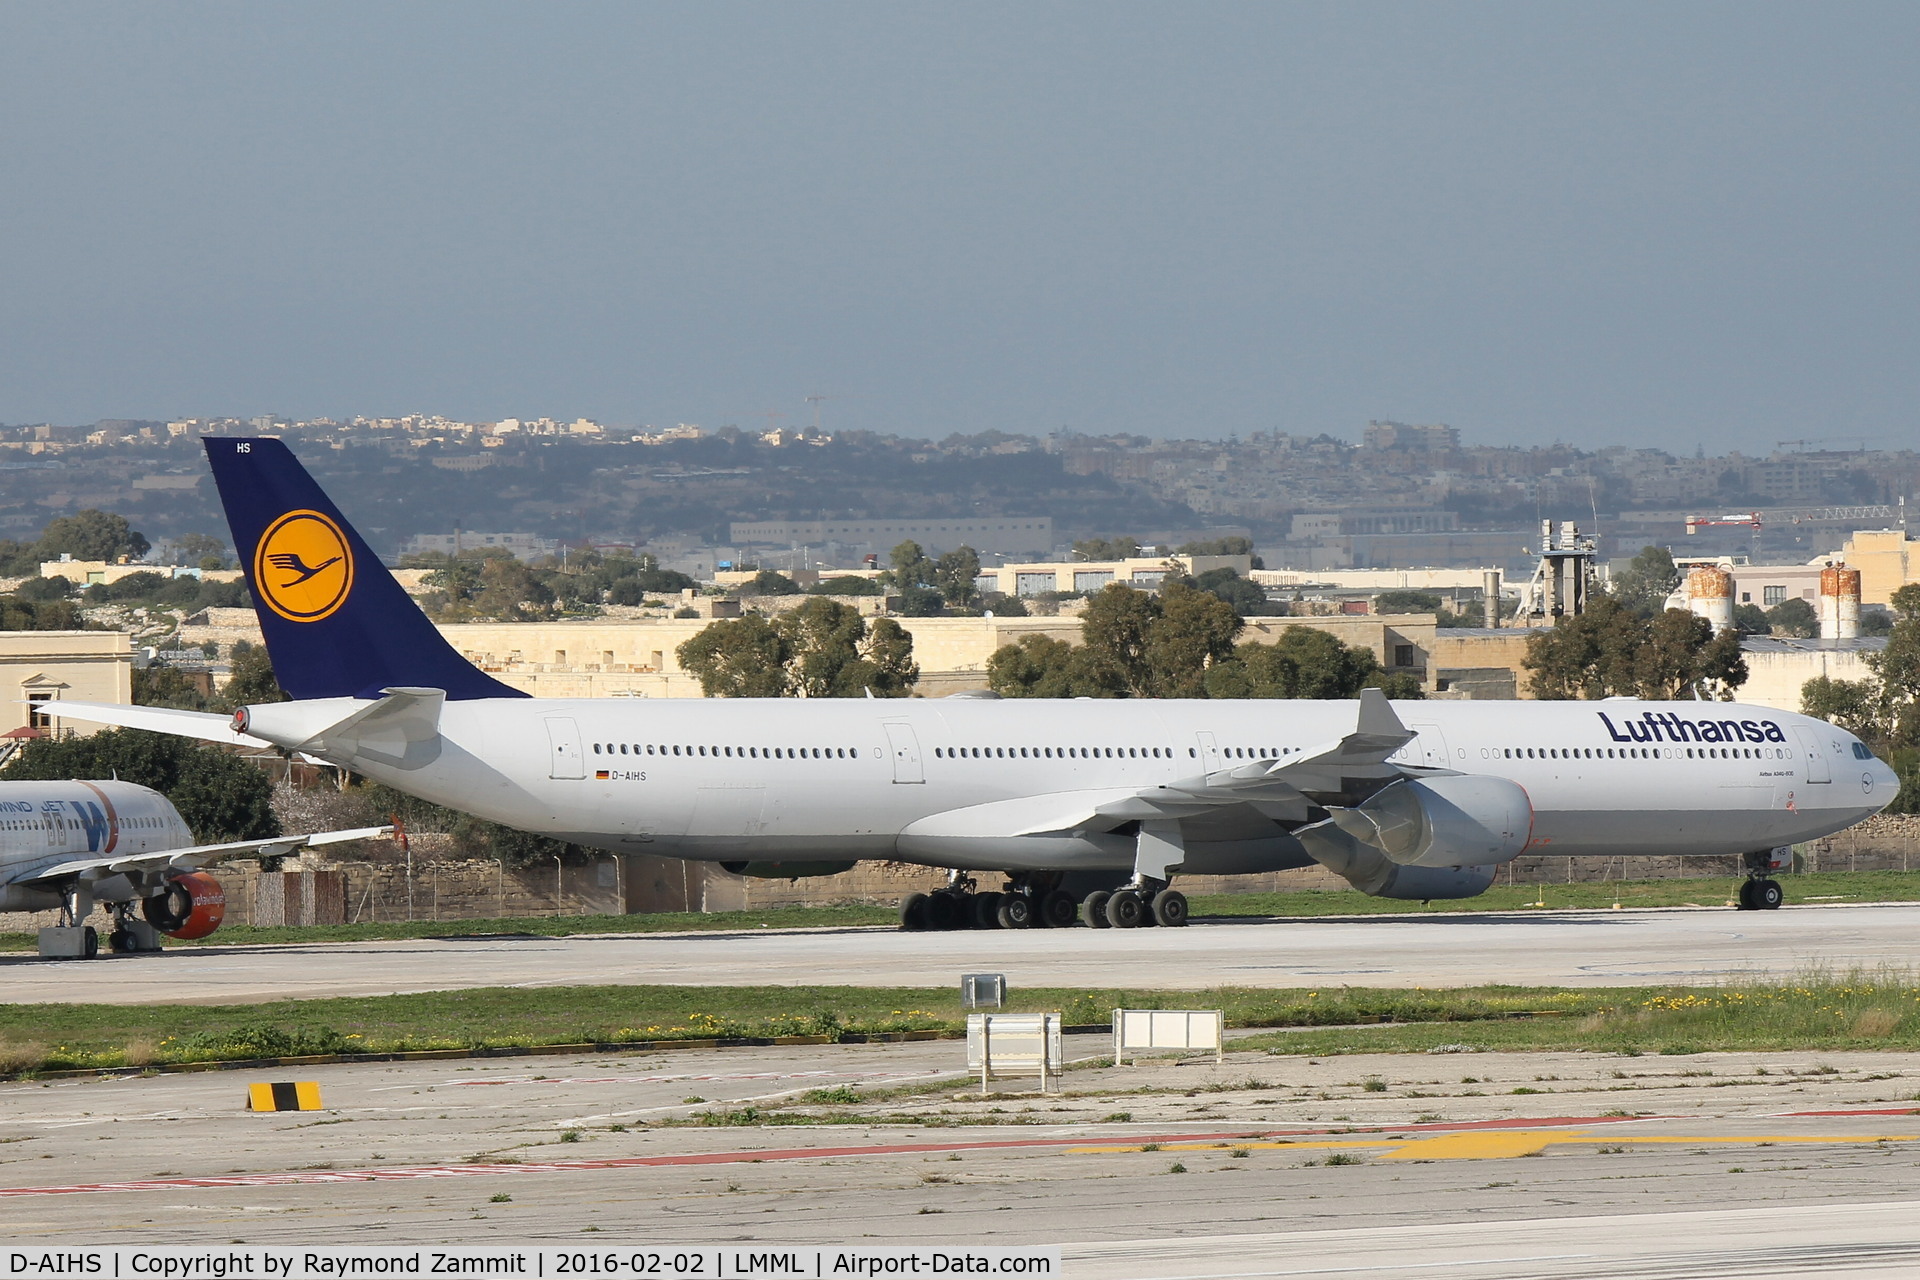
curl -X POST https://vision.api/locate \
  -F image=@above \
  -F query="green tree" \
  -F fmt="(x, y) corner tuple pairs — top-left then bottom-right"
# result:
(676, 614), (793, 697)
(1204, 628), (1393, 699)
(134, 663), (213, 712)
(1608, 546), (1681, 618)
(35, 509), (150, 564)
(471, 556), (555, 621)
(747, 570), (801, 596)
(1373, 590), (1443, 614)
(1525, 598), (1747, 700)
(1866, 584), (1920, 746)
(883, 540), (935, 589)
(1079, 584), (1160, 695)
(0, 596), (89, 631)
(1193, 567), (1282, 617)
(174, 532), (227, 567)
(1141, 581), (1242, 697)
(1072, 536), (1140, 561)
(809, 575), (884, 596)
(1175, 535), (1253, 557)
(676, 602), (917, 697)
(222, 641), (289, 708)
(1637, 609), (1748, 700)
(0, 728), (277, 842)
(896, 584), (946, 616)
(1766, 597), (1817, 638)
(933, 546), (982, 608)
(1733, 602), (1771, 634)
(986, 634), (1123, 698)
(1802, 675), (1880, 737)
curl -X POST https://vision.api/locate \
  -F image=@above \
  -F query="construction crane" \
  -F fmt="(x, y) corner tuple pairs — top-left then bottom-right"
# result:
(1685, 512), (1762, 535)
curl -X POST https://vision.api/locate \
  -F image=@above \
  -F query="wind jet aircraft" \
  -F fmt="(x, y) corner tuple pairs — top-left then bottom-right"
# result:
(0, 778), (389, 958)
(50, 439), (1899, 935)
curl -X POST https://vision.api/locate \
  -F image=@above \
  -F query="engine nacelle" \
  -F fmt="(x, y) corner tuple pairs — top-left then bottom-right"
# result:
(141, 871), (226, 939)
(1325, 775), (1531, 870)
(718, 860), (858, 880)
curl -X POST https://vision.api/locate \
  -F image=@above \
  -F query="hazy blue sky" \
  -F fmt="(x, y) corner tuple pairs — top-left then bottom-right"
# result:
(2, 3), (1915, 449)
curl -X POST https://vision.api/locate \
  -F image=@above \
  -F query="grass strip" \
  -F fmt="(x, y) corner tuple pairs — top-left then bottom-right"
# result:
(9, 976), (1920, 1076)
(1193, 869), (1920, 917)
(6, 870), (1916, 954)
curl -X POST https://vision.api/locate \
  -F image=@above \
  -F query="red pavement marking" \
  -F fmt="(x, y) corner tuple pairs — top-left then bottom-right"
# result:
(0, 1113), (1675, 1199)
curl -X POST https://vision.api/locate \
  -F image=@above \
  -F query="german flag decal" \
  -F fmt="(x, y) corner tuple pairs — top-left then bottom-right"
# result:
(595, 770), (611, 780)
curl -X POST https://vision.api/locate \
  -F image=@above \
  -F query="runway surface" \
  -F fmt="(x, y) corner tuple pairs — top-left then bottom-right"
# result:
(8, 1039), (1920, 1275)
(6, 902), (1920, 1003)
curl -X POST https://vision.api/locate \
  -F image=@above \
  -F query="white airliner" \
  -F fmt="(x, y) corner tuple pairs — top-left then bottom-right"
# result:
(49, 439), (1900, 935)
(0, 779), (387, 958)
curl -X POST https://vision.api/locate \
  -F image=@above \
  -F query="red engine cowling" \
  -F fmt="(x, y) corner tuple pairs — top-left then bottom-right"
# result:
(141, 872), (227, 939)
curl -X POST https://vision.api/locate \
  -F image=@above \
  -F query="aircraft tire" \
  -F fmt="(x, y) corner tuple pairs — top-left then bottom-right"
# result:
(1083, 890), (1113, 929)
(1105, 891), (1145, 929)
(1756, 879), (1784, 910)
(926, 891), (965, 931)
(1038, 890), (1078, 929)
(972, 892), (1005, 930)
(898, 893), (931, 932)
(82, 926), (99, 960)
(1736, 880), (1758, 911)
(1150, 889), (1189, 928)
(108, 928), (133, 953)
(997, 895), (1034, 929)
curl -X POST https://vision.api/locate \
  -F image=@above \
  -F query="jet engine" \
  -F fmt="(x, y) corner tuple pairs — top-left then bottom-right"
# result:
(718, 860), (859, 880)
(1297, 775), (1531, 901)
(141, 871), (227, 939)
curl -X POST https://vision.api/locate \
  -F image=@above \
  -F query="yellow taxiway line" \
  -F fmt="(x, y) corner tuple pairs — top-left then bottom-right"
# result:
(1069, 1131), (1920, 1160)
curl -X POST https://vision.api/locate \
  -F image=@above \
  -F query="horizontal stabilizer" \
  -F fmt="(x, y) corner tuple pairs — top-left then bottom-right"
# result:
(35, 700), (272, 749)
(17, 824), (394, 887)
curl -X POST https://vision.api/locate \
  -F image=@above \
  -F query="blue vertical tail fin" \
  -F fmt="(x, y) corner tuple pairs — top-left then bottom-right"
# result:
(204, 437), (527, 701)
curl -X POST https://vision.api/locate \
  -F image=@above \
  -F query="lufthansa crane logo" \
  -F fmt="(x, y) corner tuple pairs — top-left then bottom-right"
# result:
(253, 509), (354, 622)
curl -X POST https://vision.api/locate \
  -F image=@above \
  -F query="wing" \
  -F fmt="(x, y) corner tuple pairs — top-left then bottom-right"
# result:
(12, 825), (393, 887)
(901, 689), (1421, 844)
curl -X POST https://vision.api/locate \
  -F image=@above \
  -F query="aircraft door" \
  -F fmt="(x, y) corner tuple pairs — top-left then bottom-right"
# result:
(1196, 732), (1222, 771)
(1793, 726), (1832, 783)
(883, 722), (924, 783)
(546, 717), (586, 780)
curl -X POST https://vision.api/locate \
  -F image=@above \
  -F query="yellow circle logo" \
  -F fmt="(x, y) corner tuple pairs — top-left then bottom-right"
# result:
(253, 509), (354, 622)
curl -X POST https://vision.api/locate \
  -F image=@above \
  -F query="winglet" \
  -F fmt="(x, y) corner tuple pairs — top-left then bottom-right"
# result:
(1356, 687), (1406, 738)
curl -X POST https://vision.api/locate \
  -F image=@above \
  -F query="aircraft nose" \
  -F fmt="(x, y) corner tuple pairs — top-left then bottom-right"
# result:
(1869, 757), (1902, 802)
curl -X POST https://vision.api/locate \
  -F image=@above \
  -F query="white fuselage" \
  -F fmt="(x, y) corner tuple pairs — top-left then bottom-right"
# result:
(0, 781), (193, 912)
(254, 696), (1897, 875)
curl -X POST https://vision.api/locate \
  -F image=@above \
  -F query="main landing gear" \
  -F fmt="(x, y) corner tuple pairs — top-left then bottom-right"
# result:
(1082, 884), (1188, 930)
(1737, 848), (1788, 911)
(899, 872), (1080, 931)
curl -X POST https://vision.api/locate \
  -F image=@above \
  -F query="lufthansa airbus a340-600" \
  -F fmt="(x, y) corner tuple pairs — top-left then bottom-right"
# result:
(52, 438), (1900, 937)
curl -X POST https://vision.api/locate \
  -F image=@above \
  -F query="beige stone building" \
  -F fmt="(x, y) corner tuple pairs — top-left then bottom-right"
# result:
(1828, 530), (1917, 605)
(0, 631), (133, 738)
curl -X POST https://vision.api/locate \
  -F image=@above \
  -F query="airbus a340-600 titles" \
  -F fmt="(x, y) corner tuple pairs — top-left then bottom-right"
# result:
(50, 438), (1898, 937)
(0, 778), (388, 958)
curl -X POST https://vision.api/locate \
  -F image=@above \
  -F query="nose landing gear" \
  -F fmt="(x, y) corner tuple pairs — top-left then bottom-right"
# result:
(1737, 848), (1790, 911)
